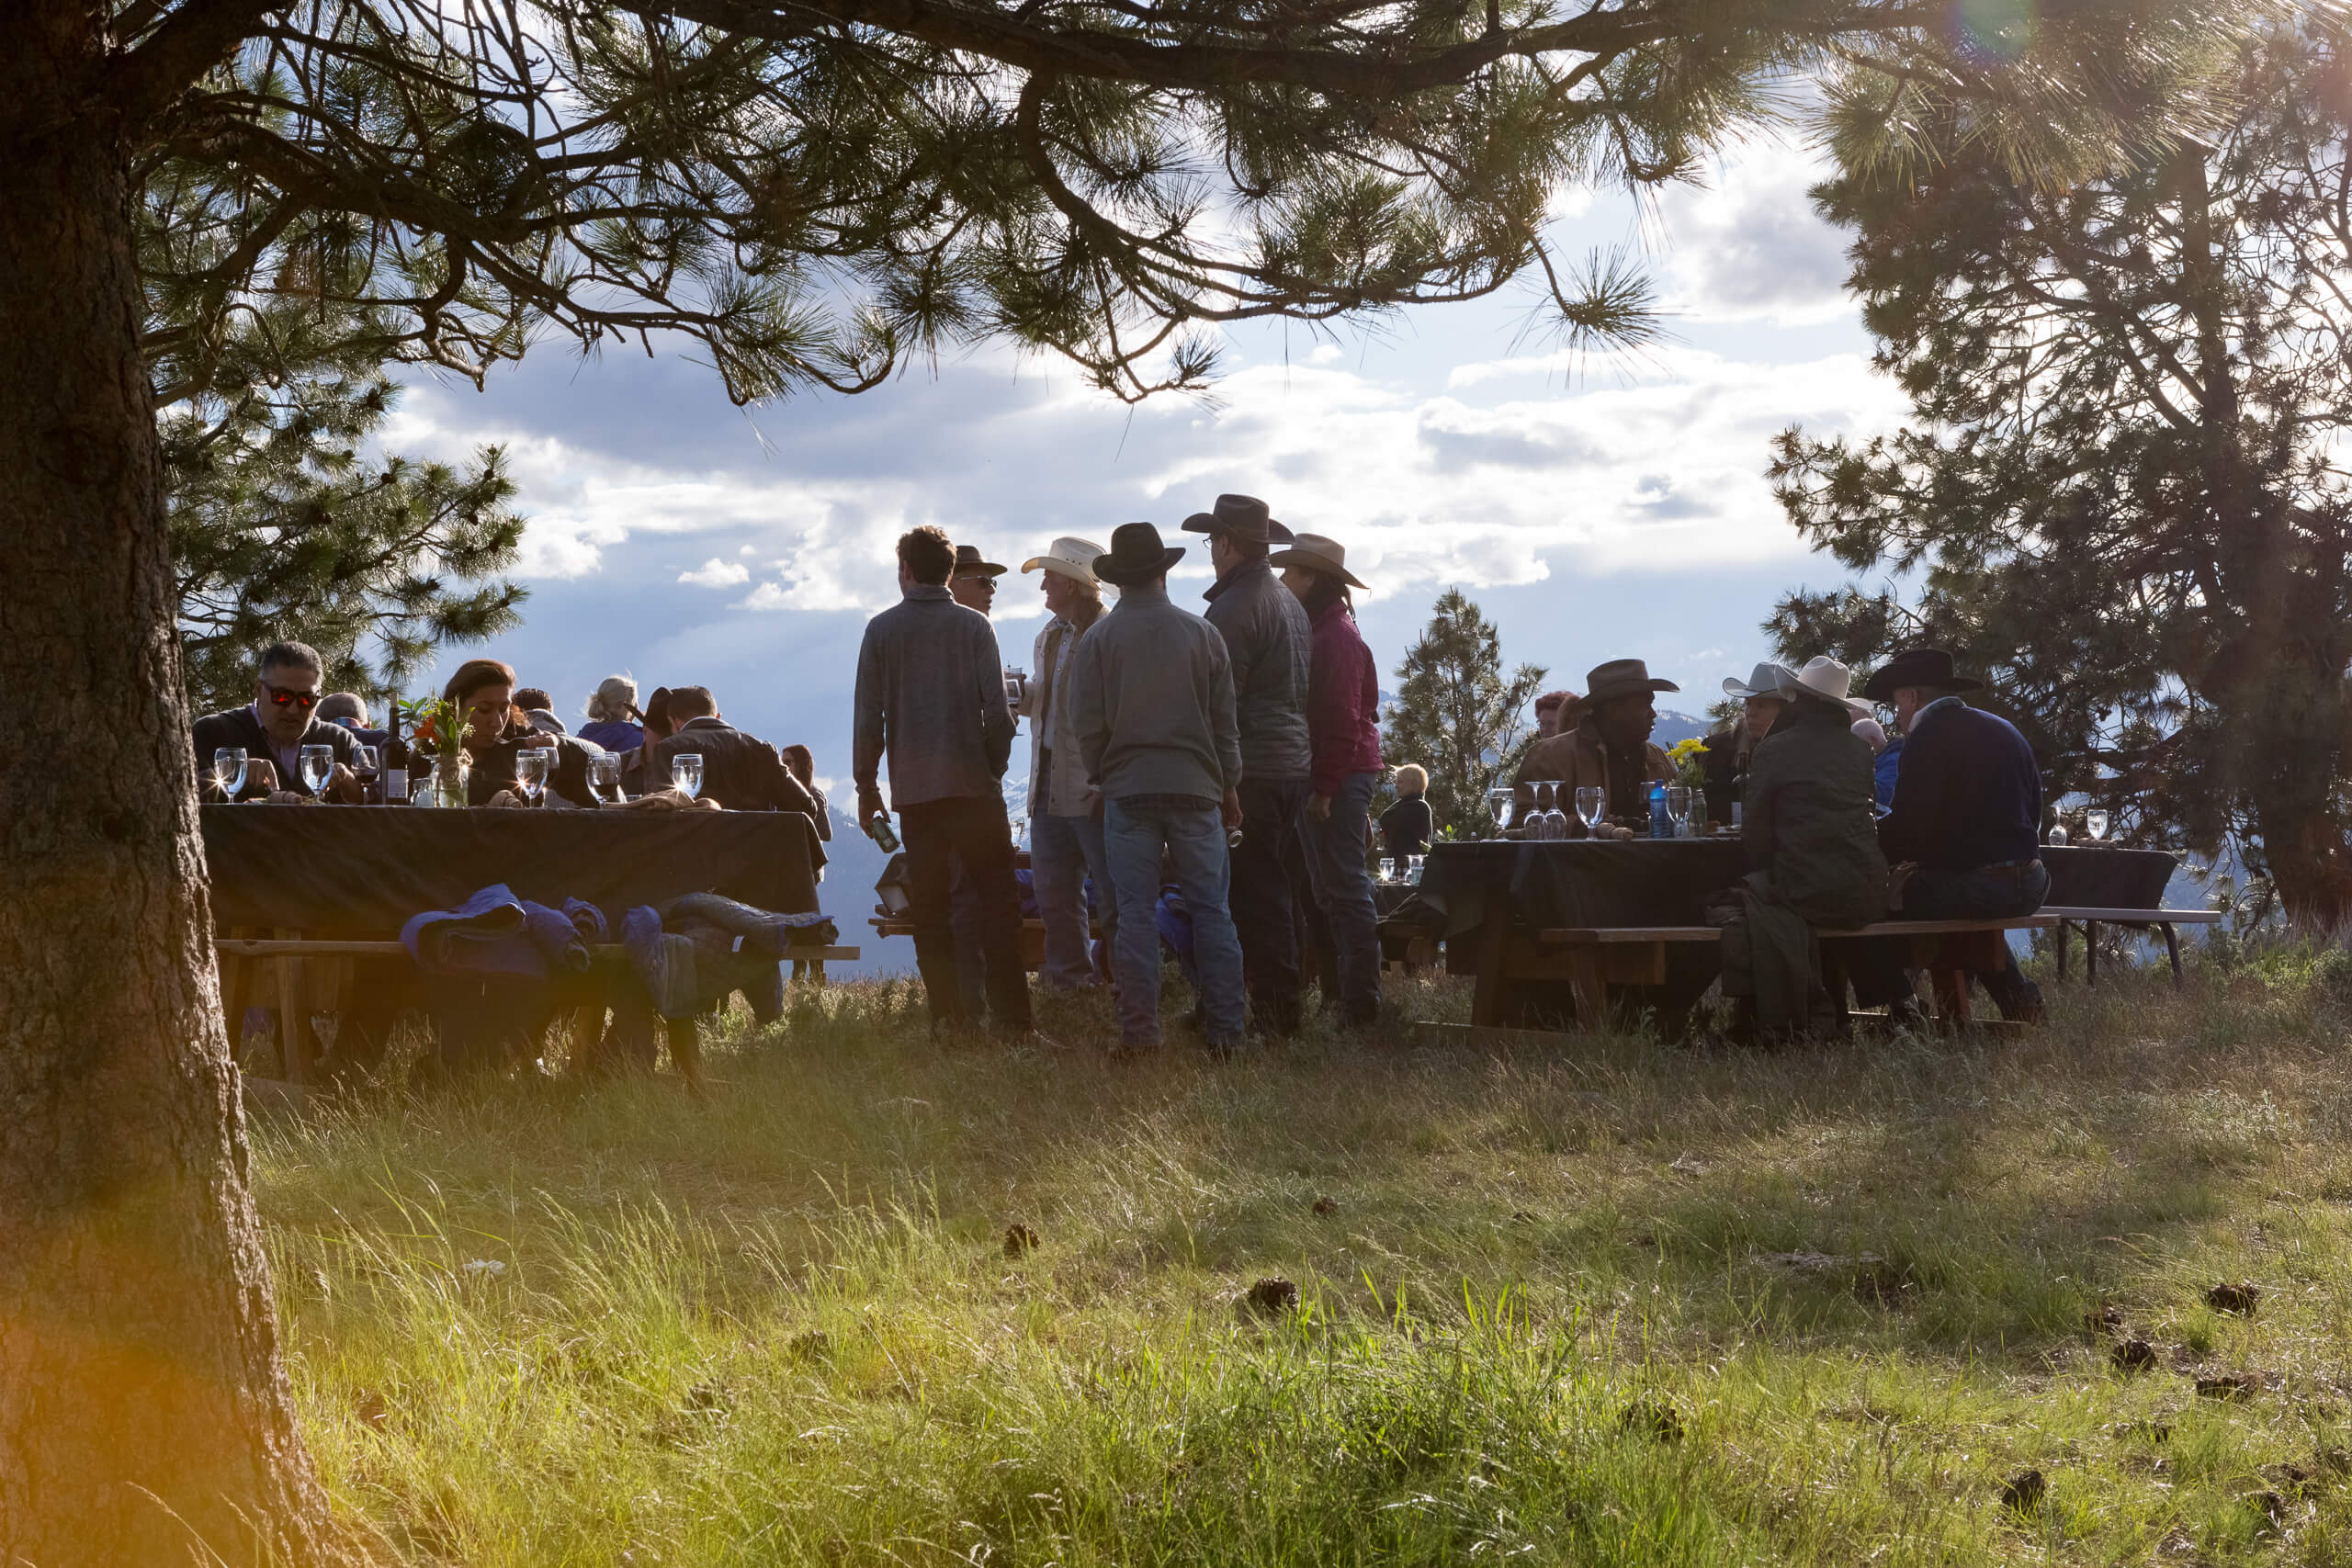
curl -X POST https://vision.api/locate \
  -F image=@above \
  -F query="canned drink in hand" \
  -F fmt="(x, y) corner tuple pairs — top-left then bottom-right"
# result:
(1227, 827), (1243, 849)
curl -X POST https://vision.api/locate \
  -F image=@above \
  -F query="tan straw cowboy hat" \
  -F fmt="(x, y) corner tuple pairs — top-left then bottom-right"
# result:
(1020, 536), (1107, 583)
(1267, 532), (1368, 590)
(1781, 655), (1875, 719)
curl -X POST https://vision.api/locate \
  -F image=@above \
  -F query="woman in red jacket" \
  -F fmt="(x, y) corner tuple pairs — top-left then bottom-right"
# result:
(1271, 534), (1385, 1029)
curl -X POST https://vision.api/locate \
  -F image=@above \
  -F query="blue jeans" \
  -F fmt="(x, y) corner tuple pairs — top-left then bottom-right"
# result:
(1031, 811), (1113, 989)
(1900, 859), (2049, 1019)
(1301, 770), (1383, 1022)
(1103, 797), (1245, 1047)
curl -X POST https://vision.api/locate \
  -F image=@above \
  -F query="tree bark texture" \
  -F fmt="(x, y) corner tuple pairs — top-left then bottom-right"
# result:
(0, 6), (339, 1563)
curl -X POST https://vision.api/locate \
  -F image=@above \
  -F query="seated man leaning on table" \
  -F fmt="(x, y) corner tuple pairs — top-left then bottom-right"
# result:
(1712, 661), (1886, 1042)
(193, 639), (368, 802)
(443, 658), (605, 807)
(1859, 646), (2049, 1023)
(1512, 658), (1677, 825)
(648, 686), (823, 815)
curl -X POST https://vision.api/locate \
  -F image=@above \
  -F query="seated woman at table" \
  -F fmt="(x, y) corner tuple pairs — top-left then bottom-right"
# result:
(1713, 666), (1887, 1043)
(1379, 763), (1434, 860)
(576, 674), (646, 753)
(441, 659), (604, 807)
(1512, 658), (1675, 826)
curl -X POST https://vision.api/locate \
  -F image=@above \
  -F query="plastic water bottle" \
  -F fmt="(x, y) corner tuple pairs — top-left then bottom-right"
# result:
(1649, 782), (1671, 840)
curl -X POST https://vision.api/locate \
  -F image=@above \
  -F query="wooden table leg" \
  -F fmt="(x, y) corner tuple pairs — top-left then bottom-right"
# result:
(2055, 919), (2069, 981)
(2163, 922), (2184, 986)
(274, 926), (311, 1085)
(1568, 949), (1608, 1031)
(2086, 920), (2098, 987)
(1469, 899), (1512, 1028)
(665, 1016), (705, 1094)
(1929, 965), (1973, 1030)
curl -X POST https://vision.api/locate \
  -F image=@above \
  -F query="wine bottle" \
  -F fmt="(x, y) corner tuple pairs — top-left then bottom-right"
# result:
(382, 703), (410, 803)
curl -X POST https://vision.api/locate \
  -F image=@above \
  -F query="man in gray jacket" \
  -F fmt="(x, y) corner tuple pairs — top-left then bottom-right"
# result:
(1073, 523), (1247, 1052)
(1183, 492), (1313, 1036)
(854, 525), (1033, 1036)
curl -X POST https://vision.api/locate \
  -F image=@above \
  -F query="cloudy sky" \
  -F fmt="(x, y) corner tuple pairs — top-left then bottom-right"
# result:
(381, 131), (1905, 808)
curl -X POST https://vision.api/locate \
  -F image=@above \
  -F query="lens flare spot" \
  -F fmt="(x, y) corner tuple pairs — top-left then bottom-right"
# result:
(1956, 0), (2035, 61)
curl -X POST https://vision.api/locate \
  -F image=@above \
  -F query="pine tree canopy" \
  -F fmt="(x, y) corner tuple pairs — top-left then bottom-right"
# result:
(120, 0), (2268, 413)
(1769, 18), (2352, 928)
(1383, 587), (1545, 838)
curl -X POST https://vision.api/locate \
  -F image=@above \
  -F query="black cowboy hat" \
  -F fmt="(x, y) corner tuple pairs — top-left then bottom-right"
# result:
(1860, 647), (1983, 703)
(1179, 492), (1295, 547)
(1093, 522), (1186, 586)
(1583, 658), (1679, 705)
(952, 543), (1008, 578)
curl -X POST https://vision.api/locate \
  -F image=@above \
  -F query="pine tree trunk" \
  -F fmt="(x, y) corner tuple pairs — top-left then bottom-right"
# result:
(0, 10), (342, 1564)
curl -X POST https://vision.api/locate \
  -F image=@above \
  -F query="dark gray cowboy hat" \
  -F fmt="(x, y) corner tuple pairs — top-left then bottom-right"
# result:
(1093, 522), (1186, 586)
(1860, 647), (1983, 703)
(1584, 658), (1679, 705)
(1179, 493), (1295, 547)
(952, 543), (1008, 578)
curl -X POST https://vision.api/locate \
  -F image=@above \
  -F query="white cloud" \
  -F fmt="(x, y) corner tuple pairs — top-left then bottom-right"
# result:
(1651, 135), (1853, 327)
(679, 557), (752, 587)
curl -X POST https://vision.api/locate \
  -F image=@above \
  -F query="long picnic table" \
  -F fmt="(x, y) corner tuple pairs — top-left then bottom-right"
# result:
(200, 804), (852, 1082)
(1410, 838), (2196, 1030)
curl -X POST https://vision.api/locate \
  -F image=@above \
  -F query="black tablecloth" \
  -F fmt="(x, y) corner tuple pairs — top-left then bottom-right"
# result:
(2041, 845), (2177, 909)
(201, 805), (824, 935)
(1416, 839), (1747, 939)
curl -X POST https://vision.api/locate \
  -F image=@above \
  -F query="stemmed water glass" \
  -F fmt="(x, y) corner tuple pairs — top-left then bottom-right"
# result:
(299, 743), (334, 795)
(514, 747), (551, 807)
(2047, 818), (2070, 847)
(1407, 853), (1426, 885)
(671, 752), (704, 800)
(587, 754), (620, 804)
(1487, 786), (1513, 834)
(213, 746), (248, 797)
(1575, 786), (1606, 837)
(1664, 785), (1691, 839)
(2086, 808), (2110, 842)
(1379, 856), (1396, 883)
(1528, 783), (1556, 840)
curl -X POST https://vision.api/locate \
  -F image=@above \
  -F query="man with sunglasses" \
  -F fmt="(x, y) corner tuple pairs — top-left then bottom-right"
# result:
(193, 640), (368, 802)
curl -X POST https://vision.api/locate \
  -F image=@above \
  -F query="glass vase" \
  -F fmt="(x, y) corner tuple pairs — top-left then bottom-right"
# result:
(433, 753), (470, 808)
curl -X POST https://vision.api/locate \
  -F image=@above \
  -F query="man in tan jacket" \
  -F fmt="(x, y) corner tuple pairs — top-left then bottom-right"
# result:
(1514, 658), (1678, 828)
(1017, 536), (1111, 988)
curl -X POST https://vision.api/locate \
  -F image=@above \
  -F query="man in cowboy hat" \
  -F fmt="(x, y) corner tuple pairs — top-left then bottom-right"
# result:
(1017, 536), (1114, 989)
(1512, 658), (1678, 825)
(1071, 523), (1248, 1052)
(1271, 531), (1386, 1027)
(853, 525), (1034, 1037)
(1861, 646), (2047, 1021)
(1713, 665), (1889, 1041)
(949, 543), (1008, 615)
(1184, 492), (1314, 1034)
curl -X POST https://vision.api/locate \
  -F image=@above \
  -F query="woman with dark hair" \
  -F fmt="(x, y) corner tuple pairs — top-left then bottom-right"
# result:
(1270, 533), (1385, 1030)
(779, 742), (831, 840)
(439, 659), (602, 807)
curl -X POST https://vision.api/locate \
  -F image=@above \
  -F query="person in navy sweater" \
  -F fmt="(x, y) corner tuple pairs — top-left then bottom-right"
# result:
(1862, 647), (2048, 1021)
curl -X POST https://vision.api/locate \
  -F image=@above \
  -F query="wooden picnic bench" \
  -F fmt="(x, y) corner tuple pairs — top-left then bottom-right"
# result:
(870, 917), (1062, 972)
(1466, 914), (2058, 1030)
(214, 935), (860, 1088)
(2043, 906), (2222, 986)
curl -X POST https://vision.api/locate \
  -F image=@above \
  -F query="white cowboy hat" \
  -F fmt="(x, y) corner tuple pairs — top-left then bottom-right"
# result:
(1722, 660), (1800, 702)
(1267, 532), (1368, 590)
(1020, 536), (1108, 584)
(1781, 655), (1875, 719)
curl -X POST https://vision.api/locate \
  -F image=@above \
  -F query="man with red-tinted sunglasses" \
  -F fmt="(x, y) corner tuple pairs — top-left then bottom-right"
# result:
(192, 639), (368, 802)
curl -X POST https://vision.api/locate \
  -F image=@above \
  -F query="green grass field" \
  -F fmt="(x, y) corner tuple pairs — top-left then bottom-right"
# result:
(255, 949), (2352, 1565)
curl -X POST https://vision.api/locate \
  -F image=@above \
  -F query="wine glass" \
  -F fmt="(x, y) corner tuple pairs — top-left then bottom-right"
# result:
(1531, 783), (1557, 840)
(514, 747), (551, 806)
(2047, 818), (2070, 847)
(1379, 856), (1396, 884)
(1665, 785), (1691, 838)
(212, 747), (248, 797)
(353, 743), (379, 782)
(671, 752), (704, 800)
(588, 754), (620, 804)
(1407, 853), (1425, 885)
(2086, 808), (2109, 842)
(299, 744), (334, 795)
(1487, 786), (1513, 832)
(1575, 786), (1606, 836)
